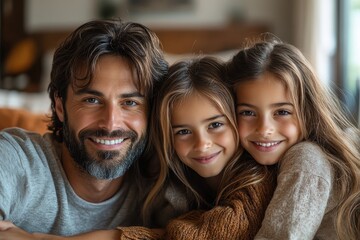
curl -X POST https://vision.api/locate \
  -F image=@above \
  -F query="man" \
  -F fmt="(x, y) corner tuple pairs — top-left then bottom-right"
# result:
(0, 19), (168, 235)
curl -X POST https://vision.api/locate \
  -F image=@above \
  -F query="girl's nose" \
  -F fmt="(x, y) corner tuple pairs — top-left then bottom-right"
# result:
(256, 117), (274, 138)
(193, 132), (212, 151)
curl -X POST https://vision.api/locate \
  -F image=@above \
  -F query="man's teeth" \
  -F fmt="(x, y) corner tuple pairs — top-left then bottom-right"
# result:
(255, 142), (279, 147)
(94, 138), (124, 145)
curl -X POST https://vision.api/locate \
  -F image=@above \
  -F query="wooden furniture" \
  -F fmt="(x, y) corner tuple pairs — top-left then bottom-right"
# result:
(31, 23), (268, 55)
(153, 24), (268, 54)
(3, 23), (268, 92)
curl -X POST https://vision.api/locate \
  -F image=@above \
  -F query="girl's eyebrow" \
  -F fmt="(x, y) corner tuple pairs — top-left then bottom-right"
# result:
(237, 102), (294, 108)
(172, 114), (226, 128)
(271, 102), (294, 108)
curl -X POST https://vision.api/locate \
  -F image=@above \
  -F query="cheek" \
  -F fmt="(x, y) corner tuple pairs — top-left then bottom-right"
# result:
(218, 130), (237, 154)
(69, 119), (92, 138)
(173, 140), (189, 160)
(236, 120), (250, 139)
(130, 115), (147, 133)
(124, 111), (147, 135)
(282, 123), (302, 142)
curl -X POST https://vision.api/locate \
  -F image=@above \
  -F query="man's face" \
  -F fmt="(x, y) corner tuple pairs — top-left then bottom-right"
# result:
(56, 55), (147, 179)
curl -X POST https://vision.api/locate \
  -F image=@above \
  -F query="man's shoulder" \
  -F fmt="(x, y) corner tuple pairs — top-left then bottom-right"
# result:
(1, 127), (50, 149)
(1, 127), (42, 139)
(0, 127), (57, 164)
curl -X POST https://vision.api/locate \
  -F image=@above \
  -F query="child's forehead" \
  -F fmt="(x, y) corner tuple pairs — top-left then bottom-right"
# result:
(237, 71), (281, 83)
(174, 91), (207, 105)
(172, 91), (219, 111)
(235, 72), (288, 91)
(235, 74), (292, 101)
(171, 94), (227, 121)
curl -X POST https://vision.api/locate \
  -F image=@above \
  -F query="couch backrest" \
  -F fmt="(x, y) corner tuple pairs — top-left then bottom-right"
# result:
(0, 107), (49, 134)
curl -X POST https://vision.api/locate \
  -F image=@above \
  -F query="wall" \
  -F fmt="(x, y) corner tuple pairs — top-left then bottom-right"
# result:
(237, 0), (292, 42)
(25, 0), (293, 42)
(25, 0), (97, 31)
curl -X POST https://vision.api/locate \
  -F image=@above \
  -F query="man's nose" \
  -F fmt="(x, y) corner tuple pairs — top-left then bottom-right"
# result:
(98, 104), (124, 131)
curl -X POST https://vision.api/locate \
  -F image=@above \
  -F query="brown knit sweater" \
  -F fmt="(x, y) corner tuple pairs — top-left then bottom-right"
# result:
(117, 171), (276, 240)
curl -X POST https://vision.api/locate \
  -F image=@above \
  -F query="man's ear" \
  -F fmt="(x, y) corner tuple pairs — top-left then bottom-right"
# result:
(55, 96), (64, 122)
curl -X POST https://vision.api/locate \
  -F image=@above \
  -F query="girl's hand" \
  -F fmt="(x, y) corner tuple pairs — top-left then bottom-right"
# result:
(0, 221), (36, 240)
(0, 220), (16, 231)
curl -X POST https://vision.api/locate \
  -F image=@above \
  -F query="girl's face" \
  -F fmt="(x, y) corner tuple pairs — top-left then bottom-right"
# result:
(235, 72), (301, 165)
(171, 92), (237, 179)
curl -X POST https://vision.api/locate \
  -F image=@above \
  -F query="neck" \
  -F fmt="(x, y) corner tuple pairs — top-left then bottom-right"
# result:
(205, 174), (222, 192)
(60, 144), (123, 203)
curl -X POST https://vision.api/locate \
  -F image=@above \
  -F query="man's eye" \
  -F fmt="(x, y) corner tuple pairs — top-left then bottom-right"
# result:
(85, 98), (99, 104)
(209, 122), (223, 129)
(124, 100), (137, 106)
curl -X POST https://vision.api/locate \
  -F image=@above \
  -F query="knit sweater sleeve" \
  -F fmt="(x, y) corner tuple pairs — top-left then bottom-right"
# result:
(254, 141), (334, 240)
(115, 226), (162, 240)
(164, 174), (276, 240)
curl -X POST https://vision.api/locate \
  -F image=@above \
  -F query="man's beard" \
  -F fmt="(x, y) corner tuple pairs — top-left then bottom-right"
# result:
(62, 114), (146, 180)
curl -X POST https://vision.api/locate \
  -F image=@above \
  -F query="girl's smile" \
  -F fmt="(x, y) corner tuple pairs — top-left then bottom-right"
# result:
(191, 151), (221, 164)
(171, 92), (237, 178)
(235, 72), (302, 165)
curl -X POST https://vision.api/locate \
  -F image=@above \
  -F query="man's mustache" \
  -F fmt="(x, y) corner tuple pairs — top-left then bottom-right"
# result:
(78, 129), (137, 140)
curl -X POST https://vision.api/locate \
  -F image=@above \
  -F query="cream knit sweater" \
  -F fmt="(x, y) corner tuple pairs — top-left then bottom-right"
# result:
(255, 141), (337, 240)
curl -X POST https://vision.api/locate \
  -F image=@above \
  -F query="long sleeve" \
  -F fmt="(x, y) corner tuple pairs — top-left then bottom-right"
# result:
(164, 173), (276, 240)
(115, 178), (190, 240)
(254, 141), (337, 240)
(116, 226), (162, 240)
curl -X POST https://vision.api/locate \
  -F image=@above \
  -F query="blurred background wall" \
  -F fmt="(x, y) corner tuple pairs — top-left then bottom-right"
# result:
(1, 0), (359, 126)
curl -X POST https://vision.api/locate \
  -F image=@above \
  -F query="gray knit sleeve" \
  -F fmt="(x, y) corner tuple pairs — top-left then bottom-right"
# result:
(255, 141), (336, 240)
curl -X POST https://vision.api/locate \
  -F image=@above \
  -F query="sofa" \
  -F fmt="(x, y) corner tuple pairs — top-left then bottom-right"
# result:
(0, 107), (49, 134)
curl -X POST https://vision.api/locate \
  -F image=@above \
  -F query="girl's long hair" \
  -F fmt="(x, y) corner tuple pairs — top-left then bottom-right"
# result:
(143, 56), (272, 220)
(226, 37), (360, 240)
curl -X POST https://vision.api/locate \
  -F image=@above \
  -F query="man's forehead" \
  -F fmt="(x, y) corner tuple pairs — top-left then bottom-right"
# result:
(70, 56), (143, 95)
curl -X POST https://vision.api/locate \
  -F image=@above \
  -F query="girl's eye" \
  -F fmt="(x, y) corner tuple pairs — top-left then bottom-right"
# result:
(238, 110), (255, 116)
(209, 122), (223, 129)
(276, 110), (291, 116)
(176, 129), (191, 135)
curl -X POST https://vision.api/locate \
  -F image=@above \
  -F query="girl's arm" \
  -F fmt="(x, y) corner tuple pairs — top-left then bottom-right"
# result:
(164, 174), (276, 240)
(254, 141), (334, 239)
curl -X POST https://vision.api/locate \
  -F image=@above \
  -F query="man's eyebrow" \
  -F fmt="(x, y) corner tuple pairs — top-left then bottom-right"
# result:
(121, 92), (145, 98)
(75, 88), (102, 96)
(75, 88), (144, 98)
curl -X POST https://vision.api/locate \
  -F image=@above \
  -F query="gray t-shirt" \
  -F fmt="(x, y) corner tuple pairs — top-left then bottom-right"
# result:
(0, 128), (143, 235)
